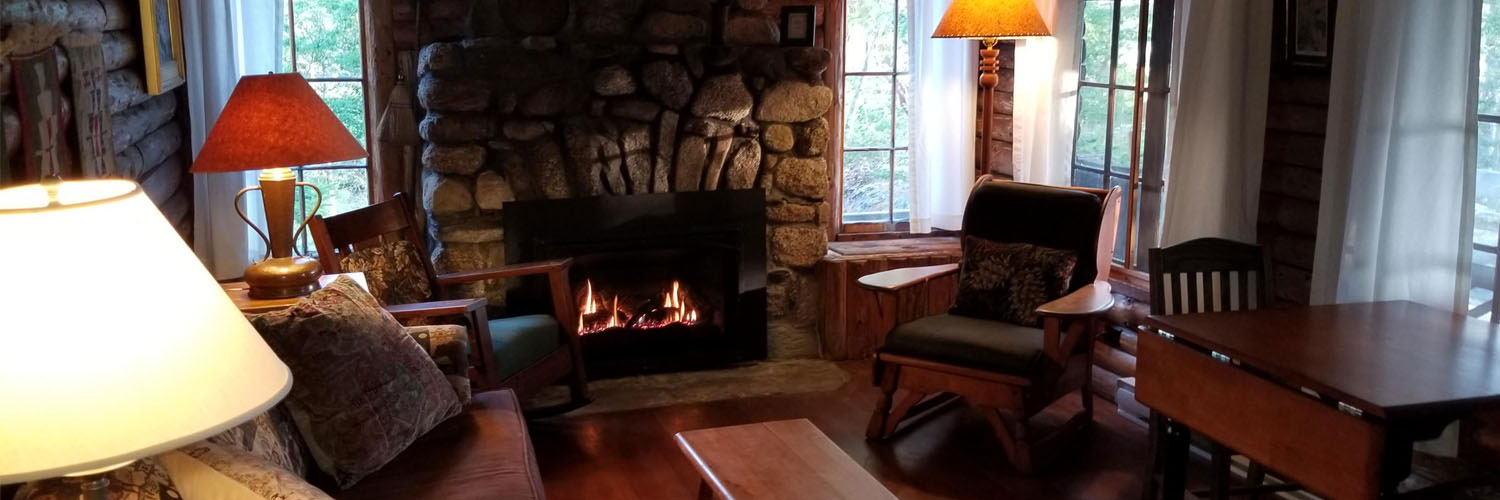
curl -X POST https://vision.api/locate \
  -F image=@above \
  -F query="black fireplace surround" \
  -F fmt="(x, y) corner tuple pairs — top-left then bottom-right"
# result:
(503, 190), (767, 378)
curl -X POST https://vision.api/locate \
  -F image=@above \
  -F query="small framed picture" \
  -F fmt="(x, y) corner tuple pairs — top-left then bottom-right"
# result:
(781, 6), (816, 47)
(140, 0), (186, 95)
(1283, 0), (1336, 68)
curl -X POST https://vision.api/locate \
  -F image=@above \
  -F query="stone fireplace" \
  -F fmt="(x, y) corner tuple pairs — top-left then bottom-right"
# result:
(415, 0), (833, 367)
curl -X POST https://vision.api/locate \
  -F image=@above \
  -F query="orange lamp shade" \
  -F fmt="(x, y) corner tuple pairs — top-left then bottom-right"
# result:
(932, 0), (1052, 39)
(191, 73), (367, 173)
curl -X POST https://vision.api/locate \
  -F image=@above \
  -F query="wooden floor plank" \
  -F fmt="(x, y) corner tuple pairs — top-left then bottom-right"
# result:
(530, 361), (1178, 500)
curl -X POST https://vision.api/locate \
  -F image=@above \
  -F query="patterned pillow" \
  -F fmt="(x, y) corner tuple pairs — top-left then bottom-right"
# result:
(161, 441), (332, 500)
(404, 324), (473, 405)
(14, 457), (181, 500)
(951, 236), (1078, 326)
(207, 406), (307, 477)
(247, 276), (463, 489)
(338, 240), (432, 306)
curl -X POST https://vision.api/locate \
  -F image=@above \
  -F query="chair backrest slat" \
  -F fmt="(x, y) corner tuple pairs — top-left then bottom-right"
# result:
(1149, 238), (1273, 317)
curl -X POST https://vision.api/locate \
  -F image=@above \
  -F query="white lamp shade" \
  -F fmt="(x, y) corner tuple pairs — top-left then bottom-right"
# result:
(0, 180), (292, 484)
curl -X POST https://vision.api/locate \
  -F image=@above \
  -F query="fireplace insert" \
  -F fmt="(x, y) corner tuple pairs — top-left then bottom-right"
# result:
(503, 190), (767, 378)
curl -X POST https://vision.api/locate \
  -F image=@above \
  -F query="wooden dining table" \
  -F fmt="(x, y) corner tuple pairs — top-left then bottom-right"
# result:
(1136, 301), (1500, 499)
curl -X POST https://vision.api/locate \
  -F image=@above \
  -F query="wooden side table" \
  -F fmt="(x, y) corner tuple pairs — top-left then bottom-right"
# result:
(221, 272), (367, 313)
(674, 419), (896, 500)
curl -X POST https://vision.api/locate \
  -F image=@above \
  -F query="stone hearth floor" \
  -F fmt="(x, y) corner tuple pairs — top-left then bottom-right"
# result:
(529, 359), (849, 417)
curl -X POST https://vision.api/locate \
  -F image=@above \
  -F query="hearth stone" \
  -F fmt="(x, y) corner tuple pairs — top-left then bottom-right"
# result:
(756, 80), (835, 123)
(424, 171), (474, 214)
(762, 123), (794, 152)
(771, 225), (828, 268)
(474, 171), (513, 210)
(725, 138), (761, 189)
(641, 60), (694, 110)
(501, 120), (551, 141)
(499, 0), (570, 35)
(640, 11), (709, 41)
(593, 65), (638, 96)
(691, 74), (754, 122)
(796, 118), (829, 156)
(772, 156), (829, 200)
(418, 77), (490, 112)
(421, 113), (494, 144)
(725, 15), (780, 46)
(424, 144), (486, 175)
(766, 201), (818, 223)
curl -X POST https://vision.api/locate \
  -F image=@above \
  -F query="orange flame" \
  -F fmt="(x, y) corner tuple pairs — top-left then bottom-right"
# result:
(576, 279), (700, 335)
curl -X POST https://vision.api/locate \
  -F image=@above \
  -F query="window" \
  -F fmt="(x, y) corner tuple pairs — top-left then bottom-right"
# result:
(1468, 0), (1500, 319)
(281, 0), (370, 253)
(840, 0), (912, 234)
(1070, 0), (1168, 270)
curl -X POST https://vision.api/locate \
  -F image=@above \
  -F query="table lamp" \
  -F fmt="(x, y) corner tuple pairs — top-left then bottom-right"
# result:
(0, 179), (292, 496)
(191, 73), (368, 299)
(933, 0), (1051, 172)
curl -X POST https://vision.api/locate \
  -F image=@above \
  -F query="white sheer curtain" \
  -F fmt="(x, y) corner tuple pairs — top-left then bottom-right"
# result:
(1157, 0), (1272, 245)
(1310, 0), (1482, 314)
(185, 0), (283, 279)
(908, 0), (977, 233)
(1012, 0), (1079, 186)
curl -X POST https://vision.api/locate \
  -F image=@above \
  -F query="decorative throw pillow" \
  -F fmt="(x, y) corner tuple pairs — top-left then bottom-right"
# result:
(207, 406), (307, 478)
(14, 457), (181, 500)
(403, 324), (473, 405)
(161, 442), (333, 500)
(338, 240), (432, 306)
(951, 236), (1078, 326)
(247, 276), (463, 489)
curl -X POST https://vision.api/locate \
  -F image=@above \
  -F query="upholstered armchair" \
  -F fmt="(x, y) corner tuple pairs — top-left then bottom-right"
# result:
(308, 193), (588, 408)
(861, 177), (1121, 473)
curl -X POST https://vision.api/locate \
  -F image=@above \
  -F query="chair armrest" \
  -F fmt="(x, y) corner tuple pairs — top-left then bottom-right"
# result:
(857, 263), (960, 292)
(435, 258), (573, 286)
(386, 298), (488, 321)
(1036, 282), (1114, 318)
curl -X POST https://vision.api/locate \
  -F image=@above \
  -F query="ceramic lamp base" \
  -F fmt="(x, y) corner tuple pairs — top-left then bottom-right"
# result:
(244, 256), (323, 299)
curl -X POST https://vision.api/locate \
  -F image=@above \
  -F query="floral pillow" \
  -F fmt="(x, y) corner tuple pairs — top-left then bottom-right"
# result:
(950, 236), (1078, 326)
(338, 240), (432, 306)
(207, 406), (307, 478)
(14, 457), (181, 500)
(247, 277), (462, 489)
(160, 441), (332, 500)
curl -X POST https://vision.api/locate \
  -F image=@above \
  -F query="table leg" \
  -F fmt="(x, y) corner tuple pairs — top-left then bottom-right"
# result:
(1161, 417), (1191, 500)
(1142, 412), (1163, 500)
(697, 480), (715, 500)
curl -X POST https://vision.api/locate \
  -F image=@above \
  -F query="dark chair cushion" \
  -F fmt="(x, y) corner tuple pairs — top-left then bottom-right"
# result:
(962, 181), (1105, 292)
(951, 236), (1077, 326)
(335, 390), (544, 500)
(881, 314), (1046, 375)
(489, 315), (563, 381)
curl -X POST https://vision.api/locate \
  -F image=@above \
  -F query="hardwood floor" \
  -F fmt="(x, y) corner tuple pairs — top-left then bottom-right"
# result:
(528, 360), (1177, 499)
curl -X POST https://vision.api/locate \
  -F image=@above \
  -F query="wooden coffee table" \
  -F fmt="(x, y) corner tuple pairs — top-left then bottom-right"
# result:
(674, 419), (896, 500)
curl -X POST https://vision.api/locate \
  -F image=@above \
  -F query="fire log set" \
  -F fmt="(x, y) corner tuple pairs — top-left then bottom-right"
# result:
(576, 279), (702, 335)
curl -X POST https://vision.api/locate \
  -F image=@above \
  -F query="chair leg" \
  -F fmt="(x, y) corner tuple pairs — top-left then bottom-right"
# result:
(1244, 461), (1267, 500)
(566, 351), (590, 405)
(1210, 443), (1231, 500)
(982, 409), (1033, 474)
(867, 365), (899, 439)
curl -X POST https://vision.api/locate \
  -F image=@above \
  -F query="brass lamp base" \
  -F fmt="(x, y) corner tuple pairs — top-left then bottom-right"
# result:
(244, 256), (323, 299)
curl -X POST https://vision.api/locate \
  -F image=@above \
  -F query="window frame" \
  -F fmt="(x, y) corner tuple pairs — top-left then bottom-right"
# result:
(283, 0), (374, 253)
(1068, 0), (1173, 271)
(835, 0), (913, 238)
(1470, 111), (1500, 320)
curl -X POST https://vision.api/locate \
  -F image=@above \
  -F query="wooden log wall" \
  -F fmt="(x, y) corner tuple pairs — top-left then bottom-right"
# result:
(0, 0), (192, 240)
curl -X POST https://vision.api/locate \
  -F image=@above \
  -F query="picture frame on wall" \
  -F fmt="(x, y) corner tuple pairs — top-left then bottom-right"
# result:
(1283, 0), (1336, 68)
(140, 0), (185, 95)
(780, 6), (816, 47)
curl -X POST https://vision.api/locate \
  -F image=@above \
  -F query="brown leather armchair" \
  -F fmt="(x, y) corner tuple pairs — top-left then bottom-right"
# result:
(861, 177), (1121, 473)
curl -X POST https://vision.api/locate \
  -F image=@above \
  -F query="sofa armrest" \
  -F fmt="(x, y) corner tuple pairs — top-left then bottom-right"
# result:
(404, 324), (472, 404)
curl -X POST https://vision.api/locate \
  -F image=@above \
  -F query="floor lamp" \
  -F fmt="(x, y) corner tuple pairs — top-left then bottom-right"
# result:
(932, 0), (1052, 174)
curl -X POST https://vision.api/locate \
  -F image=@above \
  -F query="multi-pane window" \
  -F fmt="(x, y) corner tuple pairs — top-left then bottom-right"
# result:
(1467, 0), (1500, 319)
(281, 0), (369, 253)
(841, 0), (912, 233)
(1070, 0), (1164, 270)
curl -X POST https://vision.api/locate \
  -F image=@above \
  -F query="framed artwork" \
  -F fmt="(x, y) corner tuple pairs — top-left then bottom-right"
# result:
(1283, 0), (1336, 68)
(140, 0), (185, 95)
(781, 6), (816, 47)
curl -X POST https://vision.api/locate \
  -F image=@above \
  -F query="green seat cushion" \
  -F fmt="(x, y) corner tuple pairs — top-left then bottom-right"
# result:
(488, 314), (562, 381)
(880, 314), (1046, 375)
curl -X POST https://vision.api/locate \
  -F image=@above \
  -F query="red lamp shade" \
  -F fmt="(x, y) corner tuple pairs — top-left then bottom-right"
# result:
(191, 73), (367, 173)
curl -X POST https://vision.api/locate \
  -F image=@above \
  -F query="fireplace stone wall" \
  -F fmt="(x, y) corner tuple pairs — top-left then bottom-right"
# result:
(414, 0), (832, 359)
